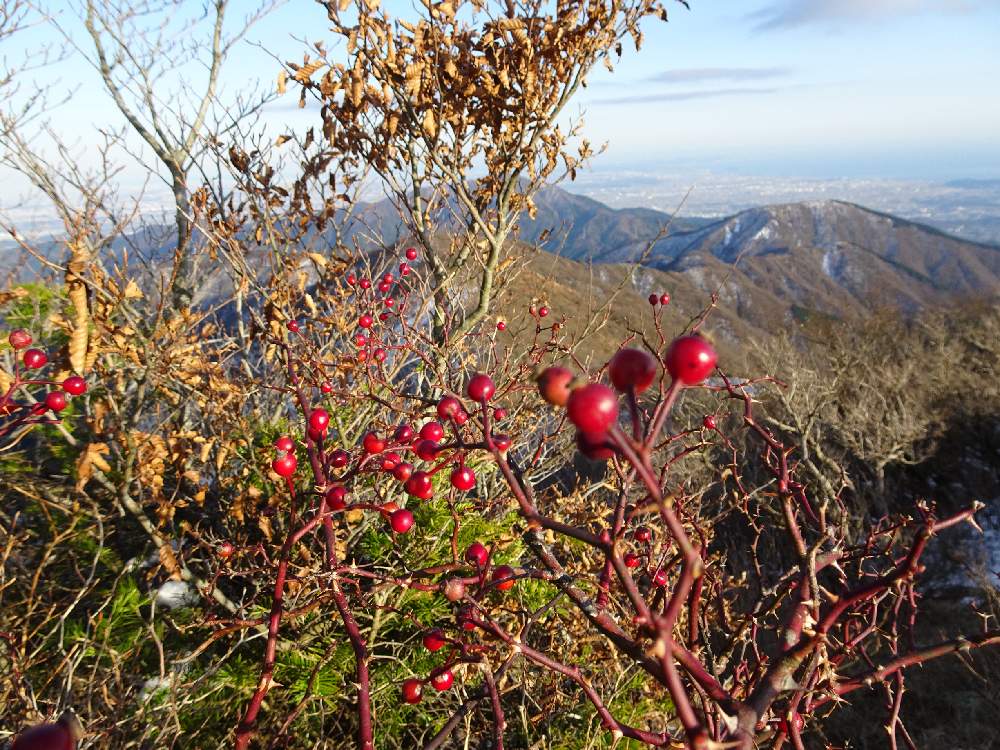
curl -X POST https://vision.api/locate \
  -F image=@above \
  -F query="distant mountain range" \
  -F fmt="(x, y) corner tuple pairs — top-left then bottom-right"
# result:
(3, 187), (998, 357)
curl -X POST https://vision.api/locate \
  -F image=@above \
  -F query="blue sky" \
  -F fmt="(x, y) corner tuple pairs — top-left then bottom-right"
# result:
(6, 0), (1000, 196)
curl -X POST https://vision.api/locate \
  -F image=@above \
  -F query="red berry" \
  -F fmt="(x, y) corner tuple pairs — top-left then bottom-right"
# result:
(422, 629), (448, 652)
(492, 434), (511, 452)
(566, 383), (619, 434)
(660, 293), (670, 305)
(419, 421), (444, 441)
(430, 669), (454, 691)
(382, 273), (393, 283)
(362, 431), (386, 454)
(576, 430), (615, 460)
(528, 305), (537, 316)
(496, 320), (506, 331)
(358, 314), (374, 329)
(272, 453), (297, 477)
(321, 381), (333, 394)
(8, 329), (32, 349)
(458, 605), (477, 630)
(399, 262), (410, 274)
(381, 451), (401, 471)
(393, 462), (414, 482)
(652, 568), (669, 587)
(354, 333), (367, 347)
(537, 367), (574, 407)
(450, 465), (475, 491)
(465, 542), (488, 567)
(309, 408), (330, 432)
(664, 335), (717, 386)
(466, 373), (495, 403)
(389, 508), (415, 534)
(405, 471), (434, 500)
(453, 409), (468, 426)
(218, 541), (235, 560)
(493, 408), (506, 421)
(330, 449), (350, 468)
(308, 427), (325, 443)
(414, 439), (439, 461)
(326, 486), (348, 510)
(436, 395), (462, 420)
(384, 297), (395, 308)
(22, 348), (47, 369)
(492, 564), (516, 591)
(648, 293), (659, 305)
(608, 348), (658, 394)
(360, 278), (372, 289)
(405, 247), (418, 260)
(62, 376), (87, 396)
(45, 391), (67, 412)
(703, 415), (717, 430)
(394, 423), (414, 442)
(286, 320), (300, 333)
(624, 551), (641, 568)
(538, 305), (549, 317)
(778, 714), (805, 734)
(346, 273), (357, 286)
(10, 721), (75, 750)
(373, 348), (387, 363)
(378, 283), (390, 294)
(634, 526), (652, 543)
(401, 678), (423, 704)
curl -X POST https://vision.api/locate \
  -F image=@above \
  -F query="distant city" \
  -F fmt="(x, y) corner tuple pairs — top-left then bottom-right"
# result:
(568, 170), (1000, 245)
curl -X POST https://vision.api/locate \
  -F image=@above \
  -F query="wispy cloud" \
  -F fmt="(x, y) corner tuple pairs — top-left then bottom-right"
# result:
(592, 87), (780, 106)
(648, 67), (791, 84)
(750, 0), (990, 31)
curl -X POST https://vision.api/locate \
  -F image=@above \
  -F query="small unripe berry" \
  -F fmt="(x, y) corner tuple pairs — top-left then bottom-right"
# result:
(45, 391), (68, 412)
(608, 348), (658, 394)
(664, 335), (717, 386)
(466, 373), (495, 402)
(22, 348), (48, 369)
(423, 629), (448, 651)
(330, 449), (350, 468)
(405, 247), (418, 260)
(537, 366), (574, 406)
(8, 328), (32, 349)
(450, 465), (475, 491)
(389, 508), (415, 534)
(443, 577), (466, 602)
(465, 541), (489, 567)
(430, 669), (454, 692)
(566, 383), (619, 434)
(401, 678), (423, 704)
(492, 564), (516, 591)
(272, 453), (297, 477)
(309, 408), (330, 432)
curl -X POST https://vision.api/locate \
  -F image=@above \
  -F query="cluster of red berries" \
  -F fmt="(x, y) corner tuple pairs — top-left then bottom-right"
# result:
(536, 334), (717, 459)
(3, 329), (88, 419)
(401, 540), (520, 704)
